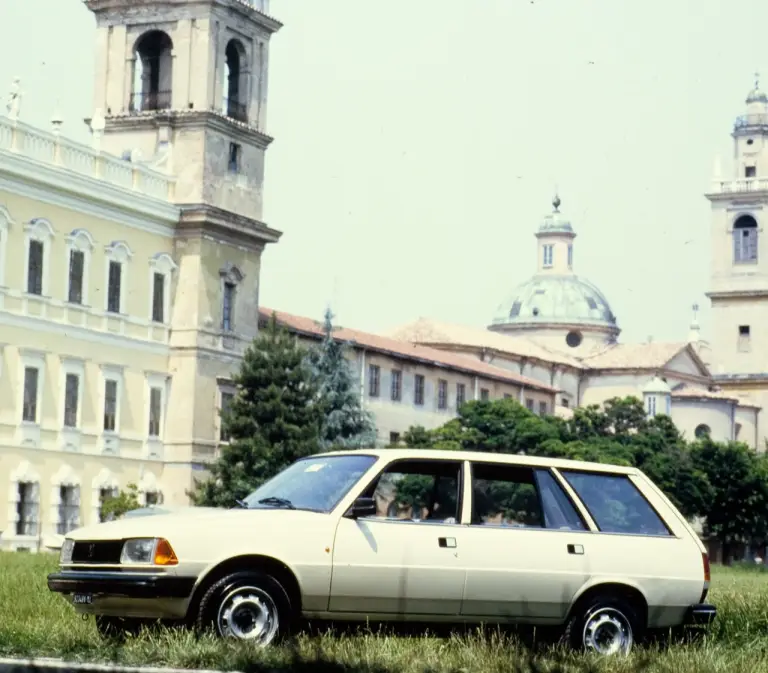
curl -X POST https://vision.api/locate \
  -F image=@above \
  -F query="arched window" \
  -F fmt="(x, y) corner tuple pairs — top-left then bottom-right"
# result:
(694, 424), (711, 439)
(131, 31), (174, 112)
(734, 214), (758, 264)
(224, 39), (249, 122)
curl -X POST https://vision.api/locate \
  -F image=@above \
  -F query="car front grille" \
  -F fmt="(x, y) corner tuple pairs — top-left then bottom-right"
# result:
(71, 540), (123, 564)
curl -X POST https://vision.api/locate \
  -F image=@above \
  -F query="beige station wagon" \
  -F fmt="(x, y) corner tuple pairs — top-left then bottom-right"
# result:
(48, 449), (716, 656)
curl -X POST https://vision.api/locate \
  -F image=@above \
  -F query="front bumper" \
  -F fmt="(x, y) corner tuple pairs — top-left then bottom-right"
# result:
(684, 603), (717, 626)
(47, 571), (196, 600)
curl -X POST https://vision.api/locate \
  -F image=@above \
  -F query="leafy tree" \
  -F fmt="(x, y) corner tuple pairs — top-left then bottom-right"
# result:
(100, 483), (141, 521)
(402, 425), (432, 448)
(691, 438), (768, 563)
(306, 308), (377, 449)
(189, 312), (326, 507)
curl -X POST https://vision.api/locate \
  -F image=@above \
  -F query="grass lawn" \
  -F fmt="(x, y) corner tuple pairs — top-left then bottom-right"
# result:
(1, 552), (768, 673)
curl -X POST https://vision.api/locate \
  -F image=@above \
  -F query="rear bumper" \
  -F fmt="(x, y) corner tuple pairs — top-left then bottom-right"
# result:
(47, 571), (196, 600)
(684, 603), (717, 626)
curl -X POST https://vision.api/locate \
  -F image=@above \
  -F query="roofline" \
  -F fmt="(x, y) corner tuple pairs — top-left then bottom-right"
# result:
(661, 343), (713, 378)
(311, 447), (639, 475)
(404, 341), (583, 372)
(259, 309), (558, 394)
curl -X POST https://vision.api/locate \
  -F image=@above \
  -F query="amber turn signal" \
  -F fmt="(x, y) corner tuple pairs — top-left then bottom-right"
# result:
(153, 538), (178, 566)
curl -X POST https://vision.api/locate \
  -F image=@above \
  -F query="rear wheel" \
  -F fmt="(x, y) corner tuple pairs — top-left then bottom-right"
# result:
(195, 570), (292, 645)
(562, 595), (642, 656)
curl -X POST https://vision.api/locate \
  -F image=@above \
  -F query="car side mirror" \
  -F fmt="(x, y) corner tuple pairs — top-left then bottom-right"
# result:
(346, 496), (376, 519)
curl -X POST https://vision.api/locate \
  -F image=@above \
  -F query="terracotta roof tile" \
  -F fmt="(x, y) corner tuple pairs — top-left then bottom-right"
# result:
(579, 342), (689, 370)
(672, 384), (760, 408)
(259, 308), (557, 394)
(386, 318), (583, 368)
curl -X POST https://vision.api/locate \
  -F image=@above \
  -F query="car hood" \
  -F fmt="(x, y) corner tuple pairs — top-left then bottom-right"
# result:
(67, 506), (329, 541)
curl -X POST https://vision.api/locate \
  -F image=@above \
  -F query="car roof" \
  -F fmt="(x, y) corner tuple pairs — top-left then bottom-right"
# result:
(311, 447), (638, 476)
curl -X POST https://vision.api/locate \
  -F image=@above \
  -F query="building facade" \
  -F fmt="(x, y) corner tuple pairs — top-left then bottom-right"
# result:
(0, 0), (283, 550)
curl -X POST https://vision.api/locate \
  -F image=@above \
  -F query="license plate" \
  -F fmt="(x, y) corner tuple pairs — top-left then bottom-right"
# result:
(73, 593), (92, 605)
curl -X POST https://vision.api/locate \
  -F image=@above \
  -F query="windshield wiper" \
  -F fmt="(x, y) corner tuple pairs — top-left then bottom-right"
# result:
(234, 499), (249, 509)
(257, 496), (296, 509)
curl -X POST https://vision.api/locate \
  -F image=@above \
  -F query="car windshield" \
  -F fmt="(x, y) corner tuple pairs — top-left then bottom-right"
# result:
(241, 454), (379, 513)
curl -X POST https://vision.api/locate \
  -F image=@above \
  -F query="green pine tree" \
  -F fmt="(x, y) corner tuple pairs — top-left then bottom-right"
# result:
(306, 307), (378, 449)
(189, 312), (326, 507)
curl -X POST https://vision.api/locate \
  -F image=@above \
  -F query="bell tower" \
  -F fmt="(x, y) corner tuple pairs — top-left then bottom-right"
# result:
(84, 0), (284, 498)
(86, 0), (281, 224)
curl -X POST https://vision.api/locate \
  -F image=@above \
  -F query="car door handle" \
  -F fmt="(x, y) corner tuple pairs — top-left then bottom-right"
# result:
(438, 537), (457, 548)
(567, 544), (584, 555)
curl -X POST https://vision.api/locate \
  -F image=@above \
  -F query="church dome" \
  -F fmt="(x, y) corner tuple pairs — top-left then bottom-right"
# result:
(490, 274), (617, 329)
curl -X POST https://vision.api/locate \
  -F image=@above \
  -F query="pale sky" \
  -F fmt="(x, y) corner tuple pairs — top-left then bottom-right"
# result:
(0, 0), (762, 345)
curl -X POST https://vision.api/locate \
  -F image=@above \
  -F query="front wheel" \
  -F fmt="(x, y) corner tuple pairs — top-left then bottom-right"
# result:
(196, 571), (292, 645)
(562, 595), (641, 656)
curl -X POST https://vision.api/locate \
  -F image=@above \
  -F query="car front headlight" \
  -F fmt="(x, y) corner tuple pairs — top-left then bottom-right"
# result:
(59, 539), (74, 565)
(120, 537), (178, 566)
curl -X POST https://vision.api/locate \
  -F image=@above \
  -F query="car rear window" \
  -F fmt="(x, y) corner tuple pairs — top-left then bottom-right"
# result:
(559, 471), (671, 536)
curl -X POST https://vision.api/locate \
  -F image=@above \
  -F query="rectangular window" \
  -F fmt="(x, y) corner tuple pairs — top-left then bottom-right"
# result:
(68, 250), (84, 304)
(470, 463), (586, 530)
(561, 471), (672, 536)
(480, 388), (490, 401)
(27, 240), (43, 295)
(746, 165), (757, 178)
(145, 491), (160, 506)
(543, 244), (554, 267)
(228, 142), (241, 172)
(16, 482), (38, 537)
(222, 282), (236, 331)
(22, 367), (39, 423)
(525, 398), (534, 411)
(567, 244), (573, 268)
(152, 272), (165, 323)
(562, 397), (570, 408)
(539, 401), (548, 416)
(390, 369), (402, 402)
(368, 364), (381, 397)
(503, 393), (512, 399)
(99, 487), (118, 522)
(63, 373), (80, 428)
(366, 459), (461, 521)
(414, 374), (425, 406)
(739, 324), (751, 352)
(57, 485), (80, 535)
(148, 387), (162, 437)
(220, 391), (234, 442)
(456, 383), (466, 407)
(103, 379), (118, 432)
(646, 395), (656, 415)
(437, 379), (448, 409)
(107, 260), (121, 313)
(389, 431), (401, 446)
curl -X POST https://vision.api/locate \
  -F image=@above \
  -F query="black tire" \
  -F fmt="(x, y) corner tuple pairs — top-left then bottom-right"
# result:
(562, 594), (642, 656)
(195, 570), (293, 645)
(94, 615), (145, 640)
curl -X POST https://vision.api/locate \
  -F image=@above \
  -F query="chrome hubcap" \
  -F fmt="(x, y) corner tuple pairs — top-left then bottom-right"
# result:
(216, 586), (279, 644)
(582, 607), (633, 655)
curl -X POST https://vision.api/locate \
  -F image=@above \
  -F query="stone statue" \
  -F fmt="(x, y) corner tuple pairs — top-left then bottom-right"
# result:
(90, 108), (106, 150)
(6, 77), (21, 120)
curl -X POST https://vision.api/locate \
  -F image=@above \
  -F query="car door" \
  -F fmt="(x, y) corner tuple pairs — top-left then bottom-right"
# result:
(459, 461), (591, 622)
(329, 457), (467, 616)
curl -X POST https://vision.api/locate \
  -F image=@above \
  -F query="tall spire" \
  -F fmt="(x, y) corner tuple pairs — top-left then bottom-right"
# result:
(688, 302), (701, 344)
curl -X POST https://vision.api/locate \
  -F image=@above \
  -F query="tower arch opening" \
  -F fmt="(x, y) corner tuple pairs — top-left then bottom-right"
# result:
(224, 39), (249, 122)
(733, 214), (758, 264)
(131, 30), (174, 113)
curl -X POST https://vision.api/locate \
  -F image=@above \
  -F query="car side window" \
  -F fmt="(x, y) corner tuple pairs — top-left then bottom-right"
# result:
(559, 471), (671, 536)
(470, 463), (545, 528)
(362, 459), (461, 524)
(534, 469), (587, 531)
